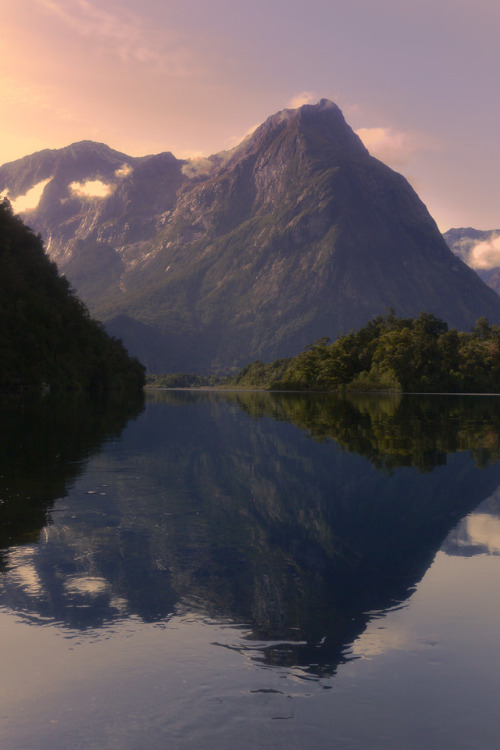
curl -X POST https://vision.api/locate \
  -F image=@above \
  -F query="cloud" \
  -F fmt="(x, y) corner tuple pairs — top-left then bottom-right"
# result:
(225, 123), (260, 151)
(64, 576), (110, 595)
(463, 513), (500, 554)
(69, 179), (113, 199)
(350, 619), (411, 659)
(115, 164), (133, 178)
(181, 156), (214, 179)
(34, 0), (200, 76)
(467, 234), (500, 269)
(287, 91), (317, 108)
(7, 548), (43, 596)
(355, 127), (423, 167)
(2, 178), (53, 212)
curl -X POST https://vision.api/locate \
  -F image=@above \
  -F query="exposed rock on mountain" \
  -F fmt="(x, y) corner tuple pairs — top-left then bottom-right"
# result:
(3, 100), (500, 373)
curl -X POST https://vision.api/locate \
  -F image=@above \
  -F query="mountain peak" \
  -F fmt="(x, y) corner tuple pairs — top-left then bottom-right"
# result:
(298, 97), (341, 115)
(57, 140), (130, 160)
(241, 98), (368, 160)
(3, 102), (500, 373)
(274, 97), (341, 121)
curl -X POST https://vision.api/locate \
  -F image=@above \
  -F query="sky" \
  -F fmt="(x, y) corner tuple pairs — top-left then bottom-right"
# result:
(1, 0), (500, 231)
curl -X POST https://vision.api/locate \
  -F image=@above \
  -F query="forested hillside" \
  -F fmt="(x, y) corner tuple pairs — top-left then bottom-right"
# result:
(229, 311), (500, 393)
(0, 199), (145, 393)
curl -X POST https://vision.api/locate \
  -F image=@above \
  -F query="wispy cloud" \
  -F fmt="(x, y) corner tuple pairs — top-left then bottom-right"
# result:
(287, 91), (317, 108)
(115, 164), (133, 178)
(356, 127), (417, 166)
(34, 0), (201, 76)
(225, 123), (260, 151)
(181, 156), (214, 178)
(355, 126), (441, 168)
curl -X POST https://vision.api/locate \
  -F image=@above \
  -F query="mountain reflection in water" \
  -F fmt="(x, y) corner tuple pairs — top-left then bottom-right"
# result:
(0, 390), (144, 552)
(1, 390), (500, 678)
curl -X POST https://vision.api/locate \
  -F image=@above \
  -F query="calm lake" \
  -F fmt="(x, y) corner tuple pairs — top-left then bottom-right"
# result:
(2, 389), (500, 749)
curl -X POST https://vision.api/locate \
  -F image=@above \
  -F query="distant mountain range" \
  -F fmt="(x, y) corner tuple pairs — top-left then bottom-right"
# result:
(2, 99), (500, 373)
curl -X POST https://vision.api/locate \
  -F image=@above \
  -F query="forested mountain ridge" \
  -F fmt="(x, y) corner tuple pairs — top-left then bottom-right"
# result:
(3, 100), (500, 373)
(0, 199), (145, 392)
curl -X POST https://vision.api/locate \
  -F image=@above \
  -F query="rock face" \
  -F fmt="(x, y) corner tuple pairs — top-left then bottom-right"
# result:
(3, 99), (500, 373)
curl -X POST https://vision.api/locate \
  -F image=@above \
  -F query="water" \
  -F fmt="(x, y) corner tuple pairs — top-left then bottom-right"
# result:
(1, 390), (500, 749)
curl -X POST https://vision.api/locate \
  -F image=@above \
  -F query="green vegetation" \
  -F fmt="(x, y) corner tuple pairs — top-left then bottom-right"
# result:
(219, 357), (291, 388)
(146, 372), (226, 388)
(229, 311), (500, 393)
(229, 390), (500, 472)
(0, 199), (145, 393)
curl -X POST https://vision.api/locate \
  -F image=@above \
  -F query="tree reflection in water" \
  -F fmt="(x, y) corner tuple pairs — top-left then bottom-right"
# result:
(1, 390), (500, 677)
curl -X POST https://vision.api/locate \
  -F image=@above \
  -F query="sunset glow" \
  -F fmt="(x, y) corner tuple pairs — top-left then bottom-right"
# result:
(2, 0), (500, 229)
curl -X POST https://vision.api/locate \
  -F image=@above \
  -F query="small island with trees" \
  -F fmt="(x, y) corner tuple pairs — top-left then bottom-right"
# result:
(226, 310), (500, 393)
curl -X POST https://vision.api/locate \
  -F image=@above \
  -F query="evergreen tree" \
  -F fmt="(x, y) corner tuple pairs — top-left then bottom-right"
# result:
(0, 199), (145, 393)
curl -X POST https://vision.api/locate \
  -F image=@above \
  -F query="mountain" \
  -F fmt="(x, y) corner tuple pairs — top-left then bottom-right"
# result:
(444, 227), (500, 295)
(3, 99), (500, 373)
(2, 390), (500, 668)
(0, 199), (145, 392)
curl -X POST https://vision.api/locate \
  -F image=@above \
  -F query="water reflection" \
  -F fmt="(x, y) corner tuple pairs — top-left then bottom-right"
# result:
(443, 490), (500, 556)
(219, 390), (500, 471)
(1, 391), (500, 677)
(0, 391), (144, 553)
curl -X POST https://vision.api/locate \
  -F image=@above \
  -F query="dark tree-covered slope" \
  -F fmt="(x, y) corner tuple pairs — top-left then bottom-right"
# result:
(3, 101), (500, 372)
(0, 199), (145, 392)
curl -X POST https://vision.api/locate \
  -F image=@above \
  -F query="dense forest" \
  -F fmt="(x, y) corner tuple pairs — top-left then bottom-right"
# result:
(228, 310), (500, 393)
(0, 199), (145, 393)
(146, 372), (225, 388)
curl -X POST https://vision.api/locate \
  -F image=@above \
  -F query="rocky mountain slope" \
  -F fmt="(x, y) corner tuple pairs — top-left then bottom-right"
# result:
(3, 99), (500, 373)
